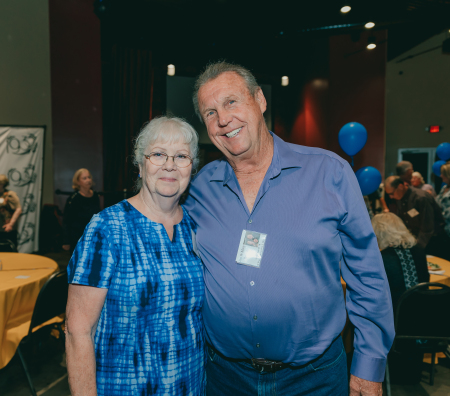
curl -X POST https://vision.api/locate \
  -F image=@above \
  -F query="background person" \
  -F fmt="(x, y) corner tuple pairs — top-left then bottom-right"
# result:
(396, 160), (413, 184)
(62, 168), (100, 253)
(0, 174), (22, 250)
(436, 163), (450, 238)
(371, 212), (429, 310)
(410, 171), (436, 197)
(65, 117), (205, 396)
(185, 61), (394, 396)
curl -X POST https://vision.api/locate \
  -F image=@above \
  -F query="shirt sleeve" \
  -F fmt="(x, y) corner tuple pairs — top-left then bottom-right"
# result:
(6, 191), (21, 211)
(67, 214), (116, 288)
(333, 161), (395, 382)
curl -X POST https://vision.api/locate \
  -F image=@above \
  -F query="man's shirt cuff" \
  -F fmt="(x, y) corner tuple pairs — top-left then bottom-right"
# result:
(350, 351), (387, 382)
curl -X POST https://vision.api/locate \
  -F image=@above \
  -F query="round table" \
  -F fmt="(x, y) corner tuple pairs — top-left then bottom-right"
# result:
(427, 255), (450, 287)
(0, 253), (58, 369)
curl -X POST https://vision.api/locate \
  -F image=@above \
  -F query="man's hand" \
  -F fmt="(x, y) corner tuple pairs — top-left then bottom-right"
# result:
(62, 244), (70, 251)
(349, 375), (382, 396)
(2, 223), (13, 232)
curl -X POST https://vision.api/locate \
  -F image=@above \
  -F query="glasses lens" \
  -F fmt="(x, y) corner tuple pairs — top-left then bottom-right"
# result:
(174, 155), (192, 168)
(149, 153), (167, 165)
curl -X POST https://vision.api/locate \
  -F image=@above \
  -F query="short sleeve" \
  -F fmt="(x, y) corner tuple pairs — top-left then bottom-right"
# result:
(67, 214), (117, 288)
(7, 191), (21, 210)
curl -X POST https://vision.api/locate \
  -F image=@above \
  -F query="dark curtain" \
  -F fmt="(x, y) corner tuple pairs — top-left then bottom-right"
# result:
(102, 46), (153, 207)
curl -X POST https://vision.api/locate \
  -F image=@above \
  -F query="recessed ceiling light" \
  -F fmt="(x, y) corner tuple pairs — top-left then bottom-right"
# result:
(365, 22), (375, 29)
(340, 6), (351, 13)
(281, 76), (289, 86)
(367, 43), (376, 50)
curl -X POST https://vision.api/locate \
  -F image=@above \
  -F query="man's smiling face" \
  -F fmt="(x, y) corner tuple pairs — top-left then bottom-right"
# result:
(197, 72), (267, 160)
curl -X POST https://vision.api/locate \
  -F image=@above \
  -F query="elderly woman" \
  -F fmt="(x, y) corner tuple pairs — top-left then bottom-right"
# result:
(371, 212), (429, 310)
(62, 168), (101, 253)
(0, 174), (22, 250)
(65, 117), (205, 395)
(436, 163), (450, 238)
(410, 171), (436, 197)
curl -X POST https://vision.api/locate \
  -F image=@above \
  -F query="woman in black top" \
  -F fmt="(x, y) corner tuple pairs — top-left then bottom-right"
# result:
(372, 212), (430, 384)
(371, 212), (429, 310)
(62, 169), (100, 253)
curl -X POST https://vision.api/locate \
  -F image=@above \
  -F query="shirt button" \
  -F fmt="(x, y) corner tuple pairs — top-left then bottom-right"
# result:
(256, 343), (260, 348)
(253, 315), (257, 320)
(248, 219), (252, 223)
(250, 281), (255, 286)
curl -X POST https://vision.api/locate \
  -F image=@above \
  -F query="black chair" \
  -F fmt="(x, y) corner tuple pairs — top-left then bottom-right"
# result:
(15, 270), (68, 396)
(387, 282), (450, 388)
(0, 238), (17, 252)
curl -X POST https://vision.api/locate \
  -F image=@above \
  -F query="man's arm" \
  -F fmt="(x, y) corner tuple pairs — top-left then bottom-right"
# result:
(332, 161), (395, 387)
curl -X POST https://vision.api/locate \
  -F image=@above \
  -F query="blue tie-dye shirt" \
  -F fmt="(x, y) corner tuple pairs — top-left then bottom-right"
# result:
(68, 200), (205, 396)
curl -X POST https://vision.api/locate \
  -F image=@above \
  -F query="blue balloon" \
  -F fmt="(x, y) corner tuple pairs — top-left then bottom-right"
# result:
(432, 160), (446, 177)
(338, 122), (368, 156)
(356, 166), (382, 196)
(436, 143), (450, 161)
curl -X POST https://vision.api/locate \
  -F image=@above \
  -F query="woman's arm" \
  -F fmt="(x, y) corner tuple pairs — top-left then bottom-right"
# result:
(65, 284), (108, 396)
(3, 207), (22, 232)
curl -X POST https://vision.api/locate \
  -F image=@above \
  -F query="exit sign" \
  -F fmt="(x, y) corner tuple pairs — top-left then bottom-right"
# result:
(426, 125), (443, 133)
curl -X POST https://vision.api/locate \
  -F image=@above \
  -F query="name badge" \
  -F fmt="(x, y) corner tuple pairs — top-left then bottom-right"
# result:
(236, 230), (267, 268)
(407, 208), (419, 218)
(0, 198), (4, 204)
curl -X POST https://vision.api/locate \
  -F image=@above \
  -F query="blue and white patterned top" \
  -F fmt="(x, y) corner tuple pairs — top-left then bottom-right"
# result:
(67, 200), (205, 396)
(436, 185), (450, 238)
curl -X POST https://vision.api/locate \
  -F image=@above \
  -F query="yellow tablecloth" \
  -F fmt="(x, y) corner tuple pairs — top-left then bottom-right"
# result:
(0, 253), (58, 369)
(427, 255), (450, 287)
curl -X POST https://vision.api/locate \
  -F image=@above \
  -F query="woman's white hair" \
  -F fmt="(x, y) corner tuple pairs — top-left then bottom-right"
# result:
(133, 116), (199, 190)
(371, 212), (417, 251)
(412, 171), (425, 185)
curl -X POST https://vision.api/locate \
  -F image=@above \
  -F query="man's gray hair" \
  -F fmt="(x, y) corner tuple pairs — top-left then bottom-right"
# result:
(133, 116), (199, 190)
(192, 61), (260, 121)
(396, 161), (413, 176)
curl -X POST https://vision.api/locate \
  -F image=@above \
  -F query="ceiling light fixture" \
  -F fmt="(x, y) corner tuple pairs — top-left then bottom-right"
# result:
(167, 64), (175, 76)
(367, 37), (376, 50)
(340, 5), (351, 13)
(281, 76), (289, 86)
(365, 22), (375, 29)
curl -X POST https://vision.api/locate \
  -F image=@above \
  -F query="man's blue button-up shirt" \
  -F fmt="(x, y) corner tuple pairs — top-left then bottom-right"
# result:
(184, 133), (394, 382)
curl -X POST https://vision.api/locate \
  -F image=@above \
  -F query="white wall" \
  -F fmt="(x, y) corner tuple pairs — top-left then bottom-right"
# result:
(0, 0), (53, 204)
(385, 30), (450, 178)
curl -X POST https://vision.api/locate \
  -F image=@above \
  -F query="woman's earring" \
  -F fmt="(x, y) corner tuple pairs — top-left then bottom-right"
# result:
(138, 173), (141, 178)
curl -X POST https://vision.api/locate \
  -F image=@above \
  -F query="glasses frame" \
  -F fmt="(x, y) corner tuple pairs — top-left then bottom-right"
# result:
(144, 152), (193, 168)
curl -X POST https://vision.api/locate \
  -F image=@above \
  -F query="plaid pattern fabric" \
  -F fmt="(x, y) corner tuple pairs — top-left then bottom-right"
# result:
(68, 200), (205, 396)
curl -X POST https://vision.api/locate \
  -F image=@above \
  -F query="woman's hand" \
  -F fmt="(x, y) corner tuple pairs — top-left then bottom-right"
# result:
(2, 223), (13, 232)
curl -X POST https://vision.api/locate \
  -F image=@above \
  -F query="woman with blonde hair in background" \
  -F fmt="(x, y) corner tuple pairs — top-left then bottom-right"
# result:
(410, 171), (436, 197)
(371, 212), (429, 309)
(62, 168), (100, 254)
(0, 174), (22, 251)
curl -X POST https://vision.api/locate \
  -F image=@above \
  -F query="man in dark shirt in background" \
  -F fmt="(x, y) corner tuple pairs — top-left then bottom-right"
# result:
(396, 161), (414, 184)
(385, 176), (449, 259)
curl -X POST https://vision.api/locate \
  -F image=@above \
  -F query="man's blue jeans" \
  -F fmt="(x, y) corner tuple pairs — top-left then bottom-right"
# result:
(206, 337), (348, 396)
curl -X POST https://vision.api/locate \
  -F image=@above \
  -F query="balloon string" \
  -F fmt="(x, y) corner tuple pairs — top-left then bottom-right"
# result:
(351, 156), (354, 168)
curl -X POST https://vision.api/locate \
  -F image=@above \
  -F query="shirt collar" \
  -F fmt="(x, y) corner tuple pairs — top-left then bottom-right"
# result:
(401, 187), (412, 202)
(209, 132), (302, 184)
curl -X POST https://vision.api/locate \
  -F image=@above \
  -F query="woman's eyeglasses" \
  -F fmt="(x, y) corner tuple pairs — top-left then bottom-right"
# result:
(144, 152), (193, 168)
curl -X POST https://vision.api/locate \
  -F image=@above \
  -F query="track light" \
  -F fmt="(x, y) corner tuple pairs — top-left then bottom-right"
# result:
(365, 22), (375, 29)
(281, 76), (289, 86)
(367, 37), (376, 50)
(167, 64), (175, 76)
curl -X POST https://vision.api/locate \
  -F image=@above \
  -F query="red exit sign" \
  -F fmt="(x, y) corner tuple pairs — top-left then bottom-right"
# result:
(426, 125), (443, 133)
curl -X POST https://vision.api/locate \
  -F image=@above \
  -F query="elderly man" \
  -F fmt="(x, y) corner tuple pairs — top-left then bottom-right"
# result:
(185, 62), (394, 396)
(396, 161), (413, 184)
(385, 175), (448, 257)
